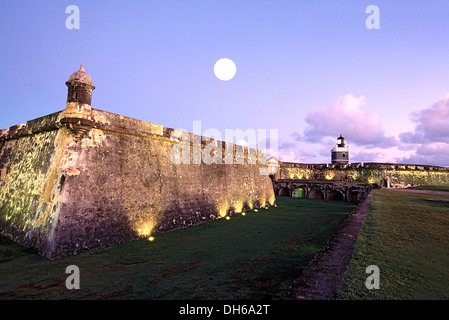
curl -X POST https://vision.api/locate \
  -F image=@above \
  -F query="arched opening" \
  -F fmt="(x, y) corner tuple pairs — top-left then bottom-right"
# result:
(327, 190), (345, 201)
(292, 188), (305, 198)
(309, 189), (324, 200)
(278, 187), (289, 196)
(348, 191), (362, 203)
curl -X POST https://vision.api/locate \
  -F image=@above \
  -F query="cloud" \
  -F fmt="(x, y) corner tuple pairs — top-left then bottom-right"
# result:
(273, 94), (449, 166)
(398, 96), (449, 166)
(351, 151), (383, 163)
(303, 94), (399, 147)
(290, 132), (302, 141)
(399, 142), (449, 167)
(399, 97), (449, 144)
(278, 141), (296, 150)
(269, 137), (320, 163)
(275, 150), (308, 163)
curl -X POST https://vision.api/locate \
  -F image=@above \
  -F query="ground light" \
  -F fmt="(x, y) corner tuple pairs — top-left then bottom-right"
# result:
(226, 216), (230, 220)
(148, 236), (155, 242)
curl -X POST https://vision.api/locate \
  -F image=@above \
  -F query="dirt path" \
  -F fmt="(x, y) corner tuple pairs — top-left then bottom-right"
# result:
(283, 191), (373, 300)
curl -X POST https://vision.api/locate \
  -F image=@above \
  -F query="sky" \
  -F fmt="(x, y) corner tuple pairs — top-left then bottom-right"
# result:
(1, 0), (448, 166)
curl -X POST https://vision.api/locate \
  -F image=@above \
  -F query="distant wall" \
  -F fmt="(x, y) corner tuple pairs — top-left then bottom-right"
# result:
(0, 108), (275, 259)
(277, 162), (449, 187)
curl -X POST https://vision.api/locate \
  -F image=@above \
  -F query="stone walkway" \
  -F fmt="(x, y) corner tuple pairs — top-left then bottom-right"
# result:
(284, 191), (373, 300)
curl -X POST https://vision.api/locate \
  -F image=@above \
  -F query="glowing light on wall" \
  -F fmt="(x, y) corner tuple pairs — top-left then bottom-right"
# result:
(349, 170), (359, 181)
(259, 195), (267, 207)
(217, 202), (229, 218)
(325, 171), (335, 180)
(233, 200), (244, 214)
(136, 221), (155, 237)
(268, 194), (276, 205)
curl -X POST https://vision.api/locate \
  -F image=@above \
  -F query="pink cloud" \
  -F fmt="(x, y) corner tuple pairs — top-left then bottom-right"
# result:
(268, 138), (317, 163)
(303, 94), (398, 147)
(400, 97), (449, 144)
(400, 142), (449, 166)
(351, 151), (383, 163)
(398, 96), (449, 166)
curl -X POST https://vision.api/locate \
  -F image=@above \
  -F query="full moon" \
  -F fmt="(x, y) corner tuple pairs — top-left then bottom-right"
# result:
(214, 58), (237, 81)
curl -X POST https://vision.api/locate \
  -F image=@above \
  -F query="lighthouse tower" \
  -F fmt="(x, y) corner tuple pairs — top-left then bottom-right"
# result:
(331, 135), (350, 165)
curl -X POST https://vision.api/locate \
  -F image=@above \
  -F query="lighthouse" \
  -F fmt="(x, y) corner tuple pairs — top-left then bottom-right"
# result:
(331, 135), (350, 165)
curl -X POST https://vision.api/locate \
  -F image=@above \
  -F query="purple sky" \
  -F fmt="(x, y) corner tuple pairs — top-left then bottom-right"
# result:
(1, 1), (449, 166)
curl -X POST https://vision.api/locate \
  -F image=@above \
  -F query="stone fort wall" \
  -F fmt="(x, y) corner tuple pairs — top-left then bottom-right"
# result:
(276, 161), (449, 187)
(0, 108), (275, 259)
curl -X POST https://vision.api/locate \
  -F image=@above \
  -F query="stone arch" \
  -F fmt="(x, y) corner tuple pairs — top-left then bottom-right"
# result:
(309, 188), (324, 200)
(292, 188), (305, 198)
(278, 187), (290, 196)
(348, 190), (362, 203)
(327, 189), (345, 201)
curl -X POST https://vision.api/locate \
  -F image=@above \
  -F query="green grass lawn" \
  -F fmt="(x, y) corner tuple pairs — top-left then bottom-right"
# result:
(0, 197), (355, 300)
(408, 185), (449, 192)
(339, 189), (449, 300)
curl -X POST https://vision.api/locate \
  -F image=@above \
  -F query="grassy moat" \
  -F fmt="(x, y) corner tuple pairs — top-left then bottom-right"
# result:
(1, 188), (448, 300)
(0, 197), (355, 300)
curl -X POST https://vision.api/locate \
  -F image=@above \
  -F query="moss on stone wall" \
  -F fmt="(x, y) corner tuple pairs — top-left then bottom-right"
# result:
(1, 108), (275, 259)
(280, 165), (449, 187)
(0, 126), (71, 255)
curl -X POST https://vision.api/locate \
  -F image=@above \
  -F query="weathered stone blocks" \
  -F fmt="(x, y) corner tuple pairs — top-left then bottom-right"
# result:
(0, 108), (275, 259)
(277, 161), (449, 187)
